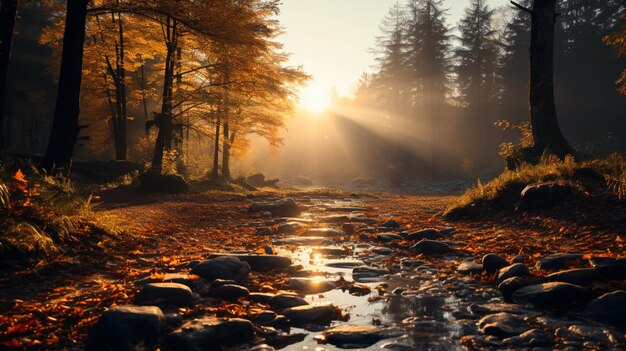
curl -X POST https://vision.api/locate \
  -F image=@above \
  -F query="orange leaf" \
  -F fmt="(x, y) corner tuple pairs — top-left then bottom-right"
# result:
(14, 169), (27, 183)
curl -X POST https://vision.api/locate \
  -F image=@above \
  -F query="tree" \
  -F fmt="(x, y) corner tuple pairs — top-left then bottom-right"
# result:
(512, 0), (572, 158)
(0, 0), (19, 151)
(604, 14), (626, 95)
(42, 0), (90, 172)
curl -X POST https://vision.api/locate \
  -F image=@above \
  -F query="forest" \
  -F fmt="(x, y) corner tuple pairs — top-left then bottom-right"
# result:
(0, 0), (624, 350)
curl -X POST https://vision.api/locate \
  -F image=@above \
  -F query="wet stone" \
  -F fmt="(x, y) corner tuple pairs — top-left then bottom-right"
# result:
(319, 325), (396, 348)
(482, 254), (510, 275)
(274, 236), (333, 246)
(410, 239), (450, 255)
(249, 292), (275, 304)
(255, 227), (272, 236)
(253, 311), (278, 325)
(376, 233), (403, 242)
(191, 256), (251, 283)
(405, 228), (442, 241)
(512, 282), (592, 309)
(511, 255), (525, 264)
(503, 328), (552, 348)
(269, 293), (309, 309)
(478, 312), (527, 338)
(353, 266), (389, 282)
(554, 325), (625, 348)
(498, 276), (529, 300)
(312, 247), (349, 257)
(135, 273), (190, 286)
(584, 290), (626, 327)
(249, 198), (301, 217)
(547, 268), (604, 286)
(277, 222), (305, 234)
(536, 253), (584, 271)
(134, 283), (194, 307)
(87, 305), (165, 351)
(381, 219), (400, 228)
(371, 246), (394, 255)
(163, 317), (255, 351)
(288, 278), (336, 294)
(282, 303), (340, 326)
(497, 263), (530, 283)
(589, 257), (626, 280)
(208, 253), (292, 272)
(457, 261), (484, 275)
(209, 284), (249, 300)
(303, 228), (346, 237)
(325, 259), (364, 268)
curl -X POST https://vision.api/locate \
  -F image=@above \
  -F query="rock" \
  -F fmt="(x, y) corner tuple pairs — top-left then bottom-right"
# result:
(511, 255), (525, 264)
(288, 278), (336, 294)
(321, 215), (351, 224)
(325, 260), (365, 268)
(246, 345), (275, 351)
(208, 253), (292, 272)
(249, 198), (301, 217)
(303, 228), (346, 237)
(277, 222), (305, 234)
(249, 292), (275, 304)
(498, 277), (529, 300)
(536, 253), (584, 271)
(265, 333), (307, 349)
(312, 247), (350, 257)
(519, 181), (575, 210)
(353, 266), (389, 282)
(255, 227), (273, 236)
(512, 282), (592, 309)
(381, 220), (400, 228)
(191, 256), (251, 282)
(584, 290), (626, 326)
(503, 328), (552, 347)
(376, 233), (403, 242)
(547, 268), (604, 286)
(135, 273), (190, 286)
(371, 246), (393, 255)
(134, 283), (194, 307)
(274, 236), (333, 246)
(269, 294), (309, 309)
(282, 304), (340, 326)
(87, 305), (165, 351)
(163, 317), (255, 350)
(253, 311), (278, 325)
(138, 171), (189, 194)
(457, 261), (484, 275)
(497, 263), (530, 283)
(589, 257), (626, 280)
(410, 240), (450, 255)
(405, 228), (442, 241)
(209, 284), (249, 300)
(482, 254), (510, 275)
(320, 325), (396, 348)
(477, 313), (527, 338)
(554, 324), (624, 348)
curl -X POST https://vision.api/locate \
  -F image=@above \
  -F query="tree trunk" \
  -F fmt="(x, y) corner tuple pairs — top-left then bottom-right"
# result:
(0, 0), (19, 151)
(113, 12), (127, 160)
(221, 120), (231, 180)
(42, 0), (89, 172)
(211, 110), (221, 179)
(528, 0), (572, 157)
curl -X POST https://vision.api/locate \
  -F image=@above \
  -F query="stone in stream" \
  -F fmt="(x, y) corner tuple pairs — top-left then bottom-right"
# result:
(321, 215), (351, 224)
(276, 222), (305, 234)
(498, 276), (529, 300)
(353, 266), (390, 282)
(269, 293), (309, 309)
(312, 247), (350, 257)
(209, 284), (249, 300)
(405, 228), (442, 241)
(249, 198), (301, 217)
(303, 228), (346, 237)
(325, 259), (365, 269)
(536, 253), (584, 271)
(547, 268), (605, 286)
(318, 325), (398, 348)
(512, 282), (592, 309)
(497, 263), (530, 283)
(282, 303), (340, 326)
(381, 219), (400, 228)
(250, 292), (275, 304)
(503, 328), (552, 348)
(477, 312), (528, 338)
(163, 317), (255, 350)
(371, 246), (394, 255)
(584, 290), (626, 326)
(87, 305), (165, 351)
(589, 257), (626, 280)
(253, 311), (278, 325)
(191, 256), (251, 282)
(376, 233), (403, 242)
(208, 253), (292, 272)
(482, 254), (510, 275)
(288, 278), (336, 294)
(134, 283), (194, 307)
(457, 261), (484, 275)
(255, 227), (273, 236)
(274, 236), (334, 246)
(410, 239), (451, 255)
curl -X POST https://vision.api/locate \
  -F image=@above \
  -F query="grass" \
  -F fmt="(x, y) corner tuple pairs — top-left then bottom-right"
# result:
(445, 153), (626, 217)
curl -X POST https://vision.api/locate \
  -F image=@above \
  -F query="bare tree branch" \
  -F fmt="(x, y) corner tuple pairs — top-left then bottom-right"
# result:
(510, 1), (532, 14)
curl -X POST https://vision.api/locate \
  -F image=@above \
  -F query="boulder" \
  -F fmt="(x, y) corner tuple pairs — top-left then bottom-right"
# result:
(410, 240), (451, 255)
(134, 283), (194, 307)
(547, 268), (604, 286)
(249, 198), (301, 217)
(512, 282), (592, 309)
(497, 263), (530, 283)
(536, 253), (584, 271)
(589, 257), (626, 280)
(320, 325), (396, 348)
(282, 304), (340, 326)
(87, 305), (165, 351)
(584, 290), (626, 326)
(519, 182), (575, 210)
(482, 254), (509, 275)
(209, 284), (249, 300)
(457, 261), (484, 275)
(478, 312), (527, 338)
(191, 256), (251, 282)
(405, 228), (442, 241)
(163, 317), (255, 350)
(208, 253), (292, 272)
(138, 171), (189, 194)
(269, 294), (309, 309)
(498, 277), (529, 300)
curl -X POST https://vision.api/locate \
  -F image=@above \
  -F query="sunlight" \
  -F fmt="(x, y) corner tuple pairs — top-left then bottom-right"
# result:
(299, 82), (331, 113)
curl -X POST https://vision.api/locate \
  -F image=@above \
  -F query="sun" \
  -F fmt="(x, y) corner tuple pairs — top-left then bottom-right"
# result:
(299, 82), (331, 113)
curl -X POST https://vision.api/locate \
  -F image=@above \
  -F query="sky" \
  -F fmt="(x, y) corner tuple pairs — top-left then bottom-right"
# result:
(279, 0), (501, 98)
